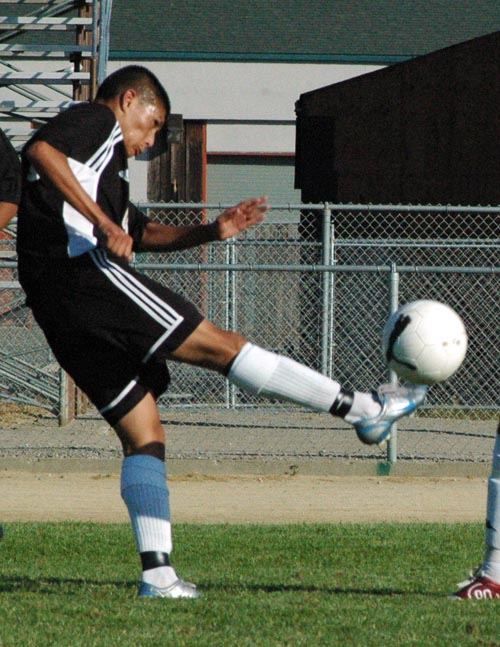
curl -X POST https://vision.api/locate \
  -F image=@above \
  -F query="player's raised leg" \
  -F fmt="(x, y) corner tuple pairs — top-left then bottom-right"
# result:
(115, 393), (200, 599)
(170, 320), (428, 447)
(452, 420), (500, 600)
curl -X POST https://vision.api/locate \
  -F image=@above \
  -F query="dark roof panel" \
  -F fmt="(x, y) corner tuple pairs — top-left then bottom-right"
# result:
(109, 1), (500, 59)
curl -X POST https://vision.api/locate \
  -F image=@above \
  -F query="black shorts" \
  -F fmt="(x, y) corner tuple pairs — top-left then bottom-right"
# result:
(19, 249), (204, 425)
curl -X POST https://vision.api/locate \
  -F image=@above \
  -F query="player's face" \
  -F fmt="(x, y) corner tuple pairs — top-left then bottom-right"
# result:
(120, 93), (166, 158)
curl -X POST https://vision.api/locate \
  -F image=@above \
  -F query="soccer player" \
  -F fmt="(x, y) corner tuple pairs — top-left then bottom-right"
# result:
(452, 419), (500, 599)
(16, 65), (427, 599)
(0, 127), (21, 230)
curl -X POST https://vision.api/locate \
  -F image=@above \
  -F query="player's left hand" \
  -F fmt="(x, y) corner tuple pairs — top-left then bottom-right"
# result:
(215, 197), (269, 240)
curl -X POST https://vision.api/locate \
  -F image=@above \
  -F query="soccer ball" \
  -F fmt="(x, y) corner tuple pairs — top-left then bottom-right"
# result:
(381, 300), (468, 384)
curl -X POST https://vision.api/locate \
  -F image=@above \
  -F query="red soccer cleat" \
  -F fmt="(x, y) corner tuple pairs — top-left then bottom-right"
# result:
(451, 569), (500, 600)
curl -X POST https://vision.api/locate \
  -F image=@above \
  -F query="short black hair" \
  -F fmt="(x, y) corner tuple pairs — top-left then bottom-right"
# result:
(95, 65), (171, 114)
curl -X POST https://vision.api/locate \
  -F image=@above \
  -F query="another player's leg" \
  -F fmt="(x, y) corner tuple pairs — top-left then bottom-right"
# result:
(115, 393), (200, 599)
(452, 420), (500, 600)
(170, 320), (428, 447)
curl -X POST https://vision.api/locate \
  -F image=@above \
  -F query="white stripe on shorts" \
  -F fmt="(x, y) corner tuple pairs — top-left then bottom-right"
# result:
(90, 249), (184, 333)
(90, 249), (186, 416)
(99, 376), (139, 416)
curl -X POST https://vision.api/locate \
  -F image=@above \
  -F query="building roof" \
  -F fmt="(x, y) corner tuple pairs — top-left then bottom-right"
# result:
(110, 0), (500, 62)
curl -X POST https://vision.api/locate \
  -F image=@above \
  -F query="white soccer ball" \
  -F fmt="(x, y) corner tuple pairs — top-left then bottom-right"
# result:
(381, 300), (468, 384)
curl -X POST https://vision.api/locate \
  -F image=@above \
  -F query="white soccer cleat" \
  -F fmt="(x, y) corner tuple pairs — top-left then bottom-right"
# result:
(354, 383), (428, 446)
(138, 578), (201, 599)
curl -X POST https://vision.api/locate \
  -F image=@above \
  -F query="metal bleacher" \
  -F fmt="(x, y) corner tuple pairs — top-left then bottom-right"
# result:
(0, 0), (112, 149)
(0, 0), (112, 421)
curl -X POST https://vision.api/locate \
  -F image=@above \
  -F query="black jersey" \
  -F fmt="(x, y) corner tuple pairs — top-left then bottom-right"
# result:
(0, 128), (21, 205)
(17, 102), (149, 261)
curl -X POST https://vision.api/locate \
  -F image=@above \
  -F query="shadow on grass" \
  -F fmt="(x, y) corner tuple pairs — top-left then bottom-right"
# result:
(200, 582), (439, 597)
(0, 576), (440, 598)
(0, 575), (136, 595)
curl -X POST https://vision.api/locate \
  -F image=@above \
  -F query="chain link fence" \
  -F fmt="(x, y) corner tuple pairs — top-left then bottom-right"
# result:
(0, 203), (498, 462)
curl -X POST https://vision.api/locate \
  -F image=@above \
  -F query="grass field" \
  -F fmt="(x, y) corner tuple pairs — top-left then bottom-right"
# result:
(1, 522), (499, 647)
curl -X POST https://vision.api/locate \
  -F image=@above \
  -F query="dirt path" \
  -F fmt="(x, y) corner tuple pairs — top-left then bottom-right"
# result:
(0, 471), (487, 524)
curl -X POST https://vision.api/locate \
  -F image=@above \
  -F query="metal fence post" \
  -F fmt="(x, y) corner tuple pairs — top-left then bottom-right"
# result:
(224, 239), (237, 408)
(321, 205), (332, 375)
(387, 262), (400, 463)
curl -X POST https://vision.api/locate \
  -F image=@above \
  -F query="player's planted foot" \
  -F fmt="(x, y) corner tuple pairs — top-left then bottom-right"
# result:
(138, 578), (201, 599)
(354, 383), (428, 446)
(451, 567), (500, 600)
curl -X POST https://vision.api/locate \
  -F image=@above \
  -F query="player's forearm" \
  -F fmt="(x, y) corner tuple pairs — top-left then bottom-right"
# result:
(139, 220), (220, 251)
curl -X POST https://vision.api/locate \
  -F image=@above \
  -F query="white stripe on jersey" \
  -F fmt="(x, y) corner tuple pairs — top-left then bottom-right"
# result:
(64, 122), (124, 257)
(86, 122), (123, 172)
(90, 249), (184, 336)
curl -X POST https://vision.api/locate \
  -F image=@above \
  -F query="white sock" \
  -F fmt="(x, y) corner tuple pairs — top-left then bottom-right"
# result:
(120, 454), (178, 587)
(483, 433), (500, 583)
(345, 392), (382, 424)
(228, 343), (381, 422)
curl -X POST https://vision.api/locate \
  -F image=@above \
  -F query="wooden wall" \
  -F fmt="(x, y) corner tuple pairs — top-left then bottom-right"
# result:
(295, 31), (500, 206)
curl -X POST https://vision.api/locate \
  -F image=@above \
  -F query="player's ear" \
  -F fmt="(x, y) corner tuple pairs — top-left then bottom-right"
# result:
(120, 88), (138, 111)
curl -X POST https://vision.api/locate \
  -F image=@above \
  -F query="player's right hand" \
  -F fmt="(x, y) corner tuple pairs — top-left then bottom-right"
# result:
(98, 219), (133, 261)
